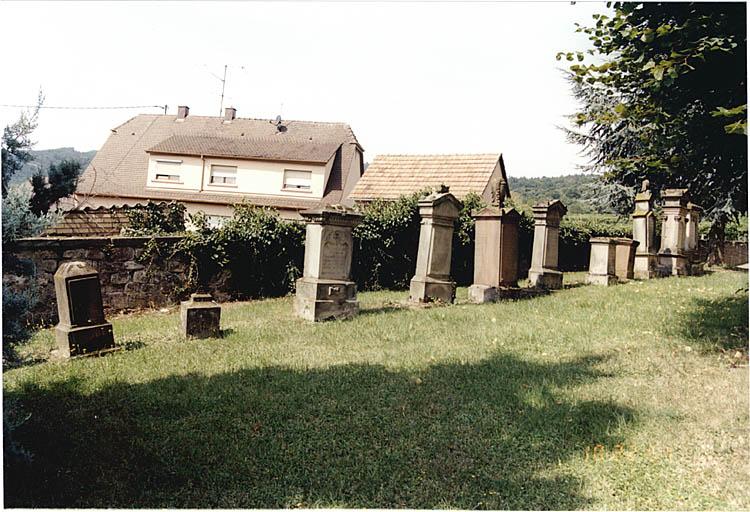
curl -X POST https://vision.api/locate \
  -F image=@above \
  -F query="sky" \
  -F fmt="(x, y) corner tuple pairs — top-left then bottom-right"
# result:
(0, 1), (610, 178)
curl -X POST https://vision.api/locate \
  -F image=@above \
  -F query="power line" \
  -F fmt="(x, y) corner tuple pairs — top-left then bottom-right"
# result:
(0, 104), (167, 111)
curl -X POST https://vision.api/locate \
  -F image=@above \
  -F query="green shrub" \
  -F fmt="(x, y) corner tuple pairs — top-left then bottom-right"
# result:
(124, 201), (186, 235)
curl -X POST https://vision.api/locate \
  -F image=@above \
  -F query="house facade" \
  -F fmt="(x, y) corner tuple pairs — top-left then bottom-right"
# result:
(74, 106), (364, 222)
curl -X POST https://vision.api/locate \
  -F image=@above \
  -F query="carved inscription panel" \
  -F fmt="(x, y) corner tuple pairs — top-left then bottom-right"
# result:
(320, 227), (352, 280)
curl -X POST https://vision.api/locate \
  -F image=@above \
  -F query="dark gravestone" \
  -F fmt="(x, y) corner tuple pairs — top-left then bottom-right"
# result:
(180, 293), (221, 338)
(54, 261), (116, 358)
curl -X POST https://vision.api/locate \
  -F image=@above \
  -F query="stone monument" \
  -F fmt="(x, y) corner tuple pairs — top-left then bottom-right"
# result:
(684, 202), (704, 275)
(181, 293), (221, 338)
(586, 238), (617, 286)
(54, 261), (116, 358)
(295, 206), (362, 321)
(613, 238), (639, 281)
(657, 188), (689, 276)
(468, 178), (521, 303)
(528, 200), (567, 289)
(631, 180), (658, 279)
(409, 186), (461, 303)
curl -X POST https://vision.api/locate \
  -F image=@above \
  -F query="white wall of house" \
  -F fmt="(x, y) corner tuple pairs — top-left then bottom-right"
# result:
(145, 153), (330, 199)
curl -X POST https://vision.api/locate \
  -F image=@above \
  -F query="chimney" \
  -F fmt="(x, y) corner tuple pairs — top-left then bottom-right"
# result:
(176, 105), (189, 121)
(223, 107), (237, 122)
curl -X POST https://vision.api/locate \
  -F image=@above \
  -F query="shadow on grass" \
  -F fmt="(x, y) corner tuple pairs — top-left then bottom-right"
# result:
(5, 354), (634, 509)
(675, 291), (749, 352)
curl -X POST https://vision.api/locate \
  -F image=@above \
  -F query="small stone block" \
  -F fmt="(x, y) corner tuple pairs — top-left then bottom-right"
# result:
(409, 277), (456, 304)
(528, 270), (563, 289)
(586, 274), (619, 286)
(180, 293), (221, 339)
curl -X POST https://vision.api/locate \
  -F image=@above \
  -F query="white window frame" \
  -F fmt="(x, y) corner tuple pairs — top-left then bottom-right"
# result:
(209, 165), (238, 186)
(153, 159), (183, 183)
(283, 169), (312, 191)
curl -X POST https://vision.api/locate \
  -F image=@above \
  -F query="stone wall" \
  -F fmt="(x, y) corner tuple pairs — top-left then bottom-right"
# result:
(716, 241), (749, 267)
(3, 236), (193, 325)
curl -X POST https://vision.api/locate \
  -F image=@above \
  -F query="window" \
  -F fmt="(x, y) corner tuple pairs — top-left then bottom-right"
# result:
(210, 165), (237, 185)
(154, 159), (182, 182)
(283, 169), (312, 191)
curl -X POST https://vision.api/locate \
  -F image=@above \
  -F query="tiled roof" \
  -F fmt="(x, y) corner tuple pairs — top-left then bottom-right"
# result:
(349, 153), (503, 201)
(148, 135), (341, 164)
(76, 114), (360, 208)
(44, 206), (131, 237)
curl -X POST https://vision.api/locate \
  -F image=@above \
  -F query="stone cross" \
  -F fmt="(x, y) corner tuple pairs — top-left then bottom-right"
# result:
(528, 200), (567, 289)
(657, 188), (689, 276)
(409, 189), (461, 303)
(295, 206), (362, 321)
(53, 261), (116, 358)
(631, 180), (657, 279)
(613, 238), (640, 281)
(181, 293), (221, 338)
(586, 237), (617, 286)
(468, 204), (520, 302)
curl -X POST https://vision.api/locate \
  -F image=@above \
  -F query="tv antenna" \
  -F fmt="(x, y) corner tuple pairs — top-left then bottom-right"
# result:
(203, 64), (246, 115)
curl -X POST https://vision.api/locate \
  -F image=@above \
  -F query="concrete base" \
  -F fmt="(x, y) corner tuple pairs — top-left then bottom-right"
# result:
(55, 322), (115, 358)
(586, 273), (618, 286)
(180, 293), (221, 339)
(295, 277), (359, 321)
(409, 276), (456, 304)
(633, 253), (658, 280)
(657, 253), (689, 276)
(528, 269), (563, 289)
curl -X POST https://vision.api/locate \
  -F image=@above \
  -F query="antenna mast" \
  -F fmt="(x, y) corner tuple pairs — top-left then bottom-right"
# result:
(219, 64), (227, 116)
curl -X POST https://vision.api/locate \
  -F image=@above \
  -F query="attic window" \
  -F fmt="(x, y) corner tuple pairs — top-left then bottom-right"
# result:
(283, 169), (312, 191)
(154, 159), (182, 182)
(209, 165), (237, 185)
(155, 174), (180, 182)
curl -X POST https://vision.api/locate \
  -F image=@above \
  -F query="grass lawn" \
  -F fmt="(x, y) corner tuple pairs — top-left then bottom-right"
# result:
(4, 270), (748, 509)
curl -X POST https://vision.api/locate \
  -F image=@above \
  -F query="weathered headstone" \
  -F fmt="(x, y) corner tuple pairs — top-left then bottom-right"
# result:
(181, 293), (221, 338)
(54, 261), (116, 358)
(409, 187), (461, 303)
(657, 188), (689, 276)
(613, 238), (639, 281)
(586, 237), (617, 286)
(469, 179), (521, 303)
(684, 202), (704, 275)
(295, 206), (362, 321)
(528, 200), (567, 289)
(632, 180), (658, 279)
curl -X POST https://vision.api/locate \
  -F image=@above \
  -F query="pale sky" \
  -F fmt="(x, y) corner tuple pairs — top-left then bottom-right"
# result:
(0, 1), (609, 178)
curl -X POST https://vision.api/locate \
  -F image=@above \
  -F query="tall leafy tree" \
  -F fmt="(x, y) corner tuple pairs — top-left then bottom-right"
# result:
(29, 159), (82, 215)
(562, 2), (747, 241)
(1, 92), (43, 196)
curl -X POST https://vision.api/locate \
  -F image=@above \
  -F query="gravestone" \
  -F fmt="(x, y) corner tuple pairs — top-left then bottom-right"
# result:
(586, 238), (617, 286)
(528, 200), (567, 289)
(684, 202), (704, 275)
(632, 180), (658, 279)
(657, 188), (689, 276)
(409, 187), (461, 303)
(469, 178), (521, 302)
(54, 261), (116, 358)
(295, 206), (362, 321)
(613, 238), (639, 281)
(181, 293), (221, 338)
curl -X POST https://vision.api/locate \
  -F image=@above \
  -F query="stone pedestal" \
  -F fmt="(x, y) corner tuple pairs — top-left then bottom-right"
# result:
(180, 293), (221, 338)
(409, 190), (461, 303)
(657, 188), (689, 276)
(586, 238), (617, 286)
(53, 261), (116, 358)
(295, 206), (362, 321)
(684, 202), (704, 275)
(468, 205), (520, 303)
(632, 185), (658, 279)
(528, 200), (567, 289)
(614, 238), (639, 281)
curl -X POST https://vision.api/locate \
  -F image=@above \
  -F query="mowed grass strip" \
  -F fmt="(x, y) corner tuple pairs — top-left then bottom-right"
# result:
(4, 270), (748, 509)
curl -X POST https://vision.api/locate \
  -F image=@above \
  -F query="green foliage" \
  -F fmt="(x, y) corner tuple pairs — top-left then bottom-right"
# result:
(124, 201), (187, 236)
(13, 147), (96, 186)
(29, 160), (82, 215)
(1, 92), (42, 196)
(508, 175), (601, 213)
(564, 2), (747, 236)
(2, 185), (59, 244)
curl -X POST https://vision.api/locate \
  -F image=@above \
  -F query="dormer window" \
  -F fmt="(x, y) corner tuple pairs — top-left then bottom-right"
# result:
(283, 169), (312, 191)
(209, 165), (237, 185)
(154, 159), (182, 182)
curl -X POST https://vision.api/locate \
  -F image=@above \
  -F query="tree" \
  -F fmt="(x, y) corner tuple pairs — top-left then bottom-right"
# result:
(562, 2), (747, 242)
(1, 91), (43, 195)
(29, 159), (82, 215)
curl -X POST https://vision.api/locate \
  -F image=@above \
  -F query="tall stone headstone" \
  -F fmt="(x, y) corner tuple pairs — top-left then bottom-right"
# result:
(468, 179), (521, 303)
(409, 188), (461, 303)
(528, 200), (567, 289)
(632, 180), (658, 279)
(658, 188), (689, 276)
(181, 293), (221, 338)
(586, 237), (617, 286)
(613, 238), (639, 281)
(684, 202), (702, 257)
(295, 206), (362, 321)
(54, 261), (116, 358)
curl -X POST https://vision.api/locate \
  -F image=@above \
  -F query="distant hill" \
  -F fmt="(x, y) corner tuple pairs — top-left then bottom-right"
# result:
(11, 147), (96, 184)
(508, 174), (600, 214)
